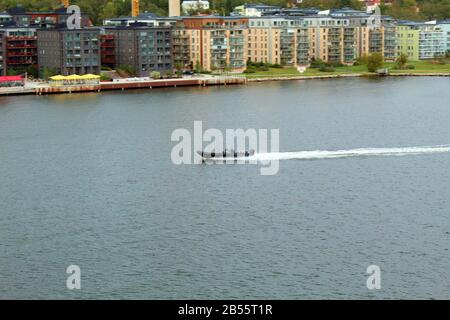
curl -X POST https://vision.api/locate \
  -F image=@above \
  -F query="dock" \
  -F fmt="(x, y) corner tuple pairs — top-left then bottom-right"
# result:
(0, 75), (247, 97)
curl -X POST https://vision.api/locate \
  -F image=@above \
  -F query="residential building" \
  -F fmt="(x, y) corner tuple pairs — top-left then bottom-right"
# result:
(432, 20), (450, 53)
(37, 28), (101, 76)
(105, 26), (173, 76)
(172, 28), (192, 69)
(179, 17), (249, 72)
(2, 27), (38, 75)
(232, 4), (282, 17)
(396, 23), (420, 61)
(103, 13), (177, 28)
(419, 24), (446, 59)
(397, 21), (446, 60)
(7, 7), (93, 28)
(182, 1), (210, 14)
(100, 33), (116, 68)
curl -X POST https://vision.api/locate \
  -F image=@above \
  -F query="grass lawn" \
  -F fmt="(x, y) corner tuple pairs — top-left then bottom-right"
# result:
(242, 67), (302, 78)
(241, 59), (450, 78)
(387, 60), (450, 74)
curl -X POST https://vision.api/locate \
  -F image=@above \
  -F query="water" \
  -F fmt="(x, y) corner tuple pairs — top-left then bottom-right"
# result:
(0, 77), (449, 299)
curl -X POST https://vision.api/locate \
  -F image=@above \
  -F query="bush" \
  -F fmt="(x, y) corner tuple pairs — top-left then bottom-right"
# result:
(150, 71), (161, 79)
(117, 64), (136, 77)
(243, 67), (256, 74)
(319, 66), (336, 72)
(100, 73), (112, 81)
(310, 58), (326, 68)
(356, 55), (369, 66)
(406, 65), (416, 70)
(329, 62), (344, 68)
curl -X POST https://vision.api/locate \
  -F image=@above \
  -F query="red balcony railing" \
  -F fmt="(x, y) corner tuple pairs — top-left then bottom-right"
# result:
(7, 44), (37, 49)
(6, 36), (37, 41)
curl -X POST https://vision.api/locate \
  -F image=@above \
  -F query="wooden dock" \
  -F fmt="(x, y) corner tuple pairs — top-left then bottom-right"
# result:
(0, 76), (247, 97)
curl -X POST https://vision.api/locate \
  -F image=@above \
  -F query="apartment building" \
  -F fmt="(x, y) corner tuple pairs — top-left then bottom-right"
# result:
(103, 13), (176, 28)
(178, 17), (249, 72)
(438, 21), (450, 52)
(2, 28), (38, 75)
(172, 28), (192, 69)
(396, 23), (420, 61)
(100, 33), (116, 69)
(37, 28), (101, 76)
(429, 20), (450, 53)
(7, 7), (92, 28)
(0, 30), (5, 75)
(419, 25), (446, 59)
(105, 26), (173, 76)
(397, 21), (446, 60)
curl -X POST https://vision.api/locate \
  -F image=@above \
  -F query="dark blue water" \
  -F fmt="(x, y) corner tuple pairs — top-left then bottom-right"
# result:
(1, 77), (450, 299)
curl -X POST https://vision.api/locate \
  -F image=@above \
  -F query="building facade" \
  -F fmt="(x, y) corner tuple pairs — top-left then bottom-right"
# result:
(7, 7), (92, 28)
(37, 28), (101, 76)
(105, 26), (173, 76)
(419, 25), (446, 59)
(2, 28), (38, 75)
(177, 17), (249, 72)
(396, 23), (420, 61)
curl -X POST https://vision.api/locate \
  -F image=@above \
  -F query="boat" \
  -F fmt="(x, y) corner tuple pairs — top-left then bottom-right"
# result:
(197, 149), (255, 160)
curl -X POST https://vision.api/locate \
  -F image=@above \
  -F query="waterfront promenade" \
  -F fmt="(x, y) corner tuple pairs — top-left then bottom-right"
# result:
(1, 72), (449, 97)
(0, 75), (247, 96)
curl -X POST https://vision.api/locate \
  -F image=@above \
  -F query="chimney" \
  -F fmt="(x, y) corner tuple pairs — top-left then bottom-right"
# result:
(169, 0), (181, 17)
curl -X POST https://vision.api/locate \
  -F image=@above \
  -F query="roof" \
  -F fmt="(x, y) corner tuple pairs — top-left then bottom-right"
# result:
(0, 76), (24, 82)
(244, 4), (281, 9)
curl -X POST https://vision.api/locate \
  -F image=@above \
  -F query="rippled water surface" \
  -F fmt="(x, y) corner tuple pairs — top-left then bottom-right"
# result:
(1, 77), (450, 299)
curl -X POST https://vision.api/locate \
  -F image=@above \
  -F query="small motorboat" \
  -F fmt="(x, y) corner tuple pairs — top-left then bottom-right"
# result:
(197, 149), (255, 160)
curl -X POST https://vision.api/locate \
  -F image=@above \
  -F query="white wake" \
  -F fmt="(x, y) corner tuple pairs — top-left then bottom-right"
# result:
(250, 145), (450, 161)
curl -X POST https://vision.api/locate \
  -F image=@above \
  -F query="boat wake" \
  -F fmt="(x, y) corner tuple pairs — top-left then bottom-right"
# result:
(250, 145), (450, 161)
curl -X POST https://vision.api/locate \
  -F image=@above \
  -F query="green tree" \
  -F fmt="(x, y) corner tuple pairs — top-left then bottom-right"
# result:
(367, 52), (384, 72)
(41, 67), (59, 80)
(396, 53), (409, 69)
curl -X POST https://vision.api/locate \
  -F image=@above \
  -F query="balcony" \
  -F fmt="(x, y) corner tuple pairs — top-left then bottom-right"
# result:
(6, 36), (37, 41)
(7, 51), (36, 57)
(6, 44), (37, 49)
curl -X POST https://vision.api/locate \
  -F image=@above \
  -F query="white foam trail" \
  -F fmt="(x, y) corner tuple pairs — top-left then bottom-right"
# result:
(250, 145), (450, 161)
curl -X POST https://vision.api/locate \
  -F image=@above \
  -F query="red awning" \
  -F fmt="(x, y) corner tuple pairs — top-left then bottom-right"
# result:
(0, 76), (24, 83)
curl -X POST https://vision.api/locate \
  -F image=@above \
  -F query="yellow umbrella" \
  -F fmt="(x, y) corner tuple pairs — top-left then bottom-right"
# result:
(81, 74), (100, 80)
(66, 74), (82, 80)
(50, 75), (66, 81)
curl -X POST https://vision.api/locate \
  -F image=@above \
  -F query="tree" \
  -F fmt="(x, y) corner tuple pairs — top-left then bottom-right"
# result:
(194, 61), (202, 73)
(41, 67), (59, 80)
(396, 53), (409, 69)
(367, 53), (384, 72)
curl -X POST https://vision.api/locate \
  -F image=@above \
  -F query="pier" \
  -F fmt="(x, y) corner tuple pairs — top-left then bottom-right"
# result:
(0, 76), (247, 97)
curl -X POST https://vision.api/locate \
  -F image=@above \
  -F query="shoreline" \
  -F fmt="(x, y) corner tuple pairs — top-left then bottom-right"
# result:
(247, 72), (450, 82)
(0, 72), (449, 97)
